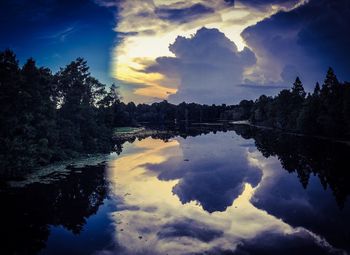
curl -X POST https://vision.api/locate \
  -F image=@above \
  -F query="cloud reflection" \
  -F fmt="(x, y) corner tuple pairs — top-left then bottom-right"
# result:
(145, 133), (262, 212)
(100, 132), (339, 254)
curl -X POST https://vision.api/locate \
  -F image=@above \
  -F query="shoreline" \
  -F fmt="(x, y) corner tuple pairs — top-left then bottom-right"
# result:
(230, 121), (350, 146)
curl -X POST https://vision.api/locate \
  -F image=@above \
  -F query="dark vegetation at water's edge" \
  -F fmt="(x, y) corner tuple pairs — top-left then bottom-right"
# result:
(1, 49), (350, 178)
(0, 50), (117, 178)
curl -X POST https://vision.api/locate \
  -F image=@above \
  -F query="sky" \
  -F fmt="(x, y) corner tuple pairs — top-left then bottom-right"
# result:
(1, 0), (350, 104)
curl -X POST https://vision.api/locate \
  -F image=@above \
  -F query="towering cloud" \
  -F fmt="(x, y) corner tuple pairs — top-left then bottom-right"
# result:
(146, 27), (257, 104)
(108, 0), (303, 103)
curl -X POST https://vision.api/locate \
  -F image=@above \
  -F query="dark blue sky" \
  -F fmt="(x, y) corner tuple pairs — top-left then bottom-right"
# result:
(0, 0), (116, 84)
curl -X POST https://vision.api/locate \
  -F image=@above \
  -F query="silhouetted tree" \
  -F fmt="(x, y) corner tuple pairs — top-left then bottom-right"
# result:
(55, 58), (112, 155)
(322, 67), (339, 95)
(292, 77), (306, 98)
(313, 82), (321, 96)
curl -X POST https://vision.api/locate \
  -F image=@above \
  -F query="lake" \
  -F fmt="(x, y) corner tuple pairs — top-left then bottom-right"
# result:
(1, 126), (350, 255)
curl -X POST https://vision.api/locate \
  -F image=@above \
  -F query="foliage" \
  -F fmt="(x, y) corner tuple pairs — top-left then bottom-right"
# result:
(247, 69), (350, 139)
(0, 50), (118, 177)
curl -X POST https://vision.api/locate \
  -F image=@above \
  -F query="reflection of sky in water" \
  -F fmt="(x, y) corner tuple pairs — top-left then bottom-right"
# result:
(100, 132), (347, 255)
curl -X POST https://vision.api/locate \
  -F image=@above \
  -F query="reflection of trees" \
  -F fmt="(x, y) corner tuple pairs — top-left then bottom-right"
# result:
(233, 125), (350, 208)
(114, 124), (232, 145)
(0, 164), (108, 255)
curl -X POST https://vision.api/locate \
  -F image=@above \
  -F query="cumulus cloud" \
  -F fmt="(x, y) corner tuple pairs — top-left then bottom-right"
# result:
(242, 0), (350, 89)
(102, 0), (304, 103)
(146, 27), (260, 104)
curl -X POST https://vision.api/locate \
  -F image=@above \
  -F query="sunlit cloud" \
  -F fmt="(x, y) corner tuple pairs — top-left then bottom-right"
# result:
(146, 27), (259, 104)
(105, 0), (305, 103)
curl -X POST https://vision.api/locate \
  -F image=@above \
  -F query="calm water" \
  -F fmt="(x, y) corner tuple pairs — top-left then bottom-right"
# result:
(1, 126), (350, 255)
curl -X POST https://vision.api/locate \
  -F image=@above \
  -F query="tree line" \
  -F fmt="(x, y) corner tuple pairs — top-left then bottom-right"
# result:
(109, 68), (350, 141)
(245, 68), (350, 139)
(1, 49), (350, 177)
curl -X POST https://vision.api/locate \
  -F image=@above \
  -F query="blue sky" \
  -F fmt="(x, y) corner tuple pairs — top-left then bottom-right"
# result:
(0, 0), (116, 85)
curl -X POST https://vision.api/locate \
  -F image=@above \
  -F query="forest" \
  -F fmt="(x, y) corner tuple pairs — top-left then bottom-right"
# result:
(1, 49), (350, 177)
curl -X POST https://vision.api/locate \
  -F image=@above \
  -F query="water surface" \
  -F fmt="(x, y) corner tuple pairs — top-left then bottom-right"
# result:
(2, 127), (350, 255)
